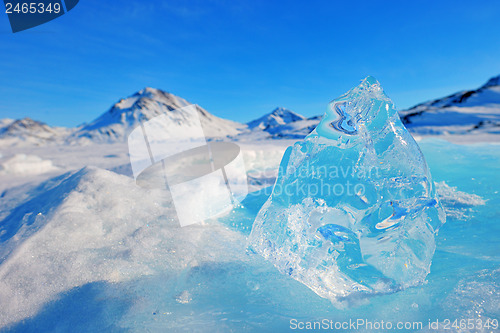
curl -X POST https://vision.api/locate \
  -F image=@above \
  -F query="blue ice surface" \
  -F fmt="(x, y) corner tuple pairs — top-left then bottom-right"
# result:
(4, 139), (499, 332)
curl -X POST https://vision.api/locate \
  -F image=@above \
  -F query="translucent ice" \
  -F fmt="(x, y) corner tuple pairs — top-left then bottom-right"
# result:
(248, 77), (446, 301)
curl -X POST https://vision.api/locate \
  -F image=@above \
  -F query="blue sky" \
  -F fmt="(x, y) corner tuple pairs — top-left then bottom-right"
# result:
(1, 0), (500, 127)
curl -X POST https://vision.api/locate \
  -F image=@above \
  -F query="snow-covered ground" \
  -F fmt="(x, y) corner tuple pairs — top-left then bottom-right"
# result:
(0, 135), (498, 331)
(0, 79), (499, 331)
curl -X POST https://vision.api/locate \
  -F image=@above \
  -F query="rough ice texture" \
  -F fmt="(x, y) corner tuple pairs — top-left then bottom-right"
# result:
(248, 77), (446, 302)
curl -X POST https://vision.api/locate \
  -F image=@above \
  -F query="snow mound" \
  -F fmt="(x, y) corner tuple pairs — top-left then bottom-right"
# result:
(443, 268), (500, 324)
(0, 154), (59, 175)
(0, 166), (246, 329)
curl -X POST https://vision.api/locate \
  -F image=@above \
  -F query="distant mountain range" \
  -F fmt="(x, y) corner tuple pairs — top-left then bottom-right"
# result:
(1, 74), (499, 145)
(244, 74), (500, 139)
(238, 108), (320, 140)
(399, 74), (500, 135)
(0, 118), (71, 145)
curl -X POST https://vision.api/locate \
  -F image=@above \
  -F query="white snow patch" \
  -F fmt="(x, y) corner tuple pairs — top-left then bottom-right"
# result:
(0, 166), (247, 328)
(0, 154), (59, 175)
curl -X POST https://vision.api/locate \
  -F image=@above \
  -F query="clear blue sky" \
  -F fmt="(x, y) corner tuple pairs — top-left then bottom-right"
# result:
(1, 0), (499, 127)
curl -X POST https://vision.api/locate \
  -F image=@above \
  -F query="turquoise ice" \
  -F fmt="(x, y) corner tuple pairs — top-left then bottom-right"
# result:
(248, 77), (446, 301)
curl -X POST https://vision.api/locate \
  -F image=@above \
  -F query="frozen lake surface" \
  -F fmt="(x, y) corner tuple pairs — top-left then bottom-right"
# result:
(0, 138), (498, 332)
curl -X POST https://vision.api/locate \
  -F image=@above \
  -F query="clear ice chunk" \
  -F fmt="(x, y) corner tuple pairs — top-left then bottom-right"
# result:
(248, 77), (446, 301)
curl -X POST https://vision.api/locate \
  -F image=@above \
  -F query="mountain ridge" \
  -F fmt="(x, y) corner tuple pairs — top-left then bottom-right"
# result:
(67, 87), (244, 143)
(400, 74), (500, 135)
(2, 75), (500, 145)
(247, 107), (306, 131)
(0, 118), (70, 145)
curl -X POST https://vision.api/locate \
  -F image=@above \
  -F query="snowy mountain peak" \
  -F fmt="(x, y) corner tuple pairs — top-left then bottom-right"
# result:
(247, 107), (306, 130)
(70, 88), (243, 143)
(405, 75), (500, 112)
(400, 75), (500, 136)
(136, 87), (177, 98)
(0, 118), (14, 128)
(5, 117), (43, 130)
(138, 87), (159, 95)
(481, 75), (500, 89)
(0, 117), (60, 141)
(270, 107), (303, 118)
(110, 87), (189, 113)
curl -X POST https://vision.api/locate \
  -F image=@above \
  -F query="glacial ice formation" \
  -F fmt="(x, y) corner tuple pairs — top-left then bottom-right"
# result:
(248, 76), (446, 301)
